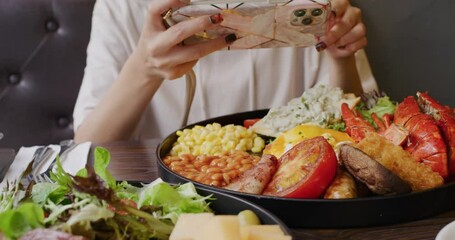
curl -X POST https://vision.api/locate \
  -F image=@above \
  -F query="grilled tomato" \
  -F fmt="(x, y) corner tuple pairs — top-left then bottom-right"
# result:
(263, 136), (337, 198)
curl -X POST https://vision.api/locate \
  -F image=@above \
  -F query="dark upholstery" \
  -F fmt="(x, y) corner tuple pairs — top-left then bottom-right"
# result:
(0, 0), (95, 149)
(353, 0), (455, 106)
(0, 0), (453, 150)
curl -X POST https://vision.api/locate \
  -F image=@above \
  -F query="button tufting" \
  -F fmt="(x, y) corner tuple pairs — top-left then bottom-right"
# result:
(56, 116), (70, 128)
(45, 19), (59, 32)
(8, 73), (21, 84)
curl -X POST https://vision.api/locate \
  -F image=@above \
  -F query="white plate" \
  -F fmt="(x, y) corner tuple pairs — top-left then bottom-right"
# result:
(436, 220), (455, 240)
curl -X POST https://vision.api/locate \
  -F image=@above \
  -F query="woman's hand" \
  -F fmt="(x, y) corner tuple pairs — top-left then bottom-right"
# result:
(318, 0), (367, 58)
(75, 0), (236, 143)
(136, 0), (235, 81)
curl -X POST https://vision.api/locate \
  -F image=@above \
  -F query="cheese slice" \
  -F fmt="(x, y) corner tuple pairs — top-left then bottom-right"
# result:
(170, 213), (292, 240)
(199, 215), (241, 240)
(169, 213), (214, 240)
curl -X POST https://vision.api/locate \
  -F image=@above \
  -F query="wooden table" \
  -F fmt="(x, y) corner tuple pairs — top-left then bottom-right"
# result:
(96, 139), (455, 240)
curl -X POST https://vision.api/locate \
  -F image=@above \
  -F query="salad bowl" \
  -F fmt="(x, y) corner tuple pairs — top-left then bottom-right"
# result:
(0, 147), (292, 239)
(157, 110), (455, 228)
(129, 181), (293, 237)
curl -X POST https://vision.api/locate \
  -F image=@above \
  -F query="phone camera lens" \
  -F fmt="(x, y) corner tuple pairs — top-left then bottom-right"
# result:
(294, 9), (306, 17)
(311, 9), (323, 16)
(302, 18), (313, 25)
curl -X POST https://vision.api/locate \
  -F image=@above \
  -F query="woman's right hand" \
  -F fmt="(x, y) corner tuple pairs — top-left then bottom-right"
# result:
(136, 0), (234, 81)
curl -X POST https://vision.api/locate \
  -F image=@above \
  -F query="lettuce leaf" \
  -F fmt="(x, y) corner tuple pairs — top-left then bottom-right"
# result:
(93, 147), (116, 189)
(31, 182), (65, 206)
(368, 96), (396, 118)
(357, 96), (396, 126)
(2, 147), (213, 239)
(0, 202), (44, 239)
(138, 180), (213, 224)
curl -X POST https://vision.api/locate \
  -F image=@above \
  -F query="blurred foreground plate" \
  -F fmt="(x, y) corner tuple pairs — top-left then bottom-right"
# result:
(436, 220), (455, 240)
(156, 110), (455, 228)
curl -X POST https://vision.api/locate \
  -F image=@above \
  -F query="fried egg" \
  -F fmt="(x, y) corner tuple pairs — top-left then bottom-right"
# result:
(263, 124), (353, 158)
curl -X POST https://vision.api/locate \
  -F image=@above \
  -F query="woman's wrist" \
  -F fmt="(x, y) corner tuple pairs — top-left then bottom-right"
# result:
(75, 50), (165, 143)
(328, 54), (363, 95)
(329, 54), (356, 66)
(126, 49), (165, 89)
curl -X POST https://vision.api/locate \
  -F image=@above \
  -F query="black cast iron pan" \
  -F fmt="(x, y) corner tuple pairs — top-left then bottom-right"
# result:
(157, 110), (455, 228)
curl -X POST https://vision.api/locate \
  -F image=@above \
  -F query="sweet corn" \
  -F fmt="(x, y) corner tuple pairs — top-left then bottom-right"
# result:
(169, 123), (265, 156)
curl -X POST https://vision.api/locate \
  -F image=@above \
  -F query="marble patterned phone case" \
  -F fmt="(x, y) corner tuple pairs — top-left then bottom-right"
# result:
(169, 0), (331, 49)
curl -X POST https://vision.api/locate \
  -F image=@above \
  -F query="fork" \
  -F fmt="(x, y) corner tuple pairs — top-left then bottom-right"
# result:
(34, 140), (78, 184)
(31, 147), (54, 183)
(22, 147), (45, 186)
(30, 140), (78, 185)
(41, 140), (77, 177)
(34, 172), (54, 183)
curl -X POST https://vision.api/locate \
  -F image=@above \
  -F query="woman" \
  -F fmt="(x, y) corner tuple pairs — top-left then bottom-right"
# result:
(73, 0), (377, 143)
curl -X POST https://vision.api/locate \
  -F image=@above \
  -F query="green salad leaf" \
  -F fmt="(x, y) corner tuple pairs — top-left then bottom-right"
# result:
(93, 147), (116, 189)
(356, 94), (397, 127)
(0, 147), (214, 240)
(138, 179), (213, 224)
(0, 202), (44, 239)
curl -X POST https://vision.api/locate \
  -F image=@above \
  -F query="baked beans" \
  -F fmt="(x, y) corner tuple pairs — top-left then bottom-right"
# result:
(163, 151), (260, 187)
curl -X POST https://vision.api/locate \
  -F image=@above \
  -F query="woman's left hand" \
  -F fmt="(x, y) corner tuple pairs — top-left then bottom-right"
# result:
(319, 0), (367, 58)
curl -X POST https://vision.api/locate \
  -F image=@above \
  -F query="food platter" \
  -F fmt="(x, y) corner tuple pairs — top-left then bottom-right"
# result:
(157, 110), (455, 228)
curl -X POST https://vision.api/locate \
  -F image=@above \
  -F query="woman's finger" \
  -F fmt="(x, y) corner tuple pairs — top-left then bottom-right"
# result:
(330, 0), (349, 16)
(328, 37), (367, 58)
(146, 0), (188, 31)
(149, 34), (235, 69)
(333, 22), (366, 48)
(322, 6), (361, 46)
(153, 14), (224, 51)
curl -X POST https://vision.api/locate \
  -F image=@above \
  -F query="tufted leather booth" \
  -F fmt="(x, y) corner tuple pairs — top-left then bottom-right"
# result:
(0, 0), (95, 150)
(0, 0), (454, 150)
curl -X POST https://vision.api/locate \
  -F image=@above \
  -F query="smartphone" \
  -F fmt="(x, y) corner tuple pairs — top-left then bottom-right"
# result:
(165, 0), (332, 49)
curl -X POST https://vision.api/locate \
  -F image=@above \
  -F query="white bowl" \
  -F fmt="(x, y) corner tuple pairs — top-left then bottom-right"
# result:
(436, 220), (455, 240)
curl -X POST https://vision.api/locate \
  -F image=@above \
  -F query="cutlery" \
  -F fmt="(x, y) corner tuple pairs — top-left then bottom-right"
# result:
(31, 147), (54, 183)
(34, 172), (54, 183)
(41, 140), (77, 177)
(22, 147), (45, 186)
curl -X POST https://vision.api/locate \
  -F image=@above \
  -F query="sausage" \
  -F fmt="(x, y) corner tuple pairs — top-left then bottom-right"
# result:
(224, 154), (278, 194)
(323, 168), (357, 199)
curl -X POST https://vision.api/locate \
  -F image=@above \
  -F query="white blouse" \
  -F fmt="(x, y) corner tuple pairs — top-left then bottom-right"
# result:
(73, 0), (377, 140)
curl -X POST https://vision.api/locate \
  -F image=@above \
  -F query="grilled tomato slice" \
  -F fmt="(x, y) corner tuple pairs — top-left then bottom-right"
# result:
(263, 136), (337, 198)
(243, 118), (261, 129)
